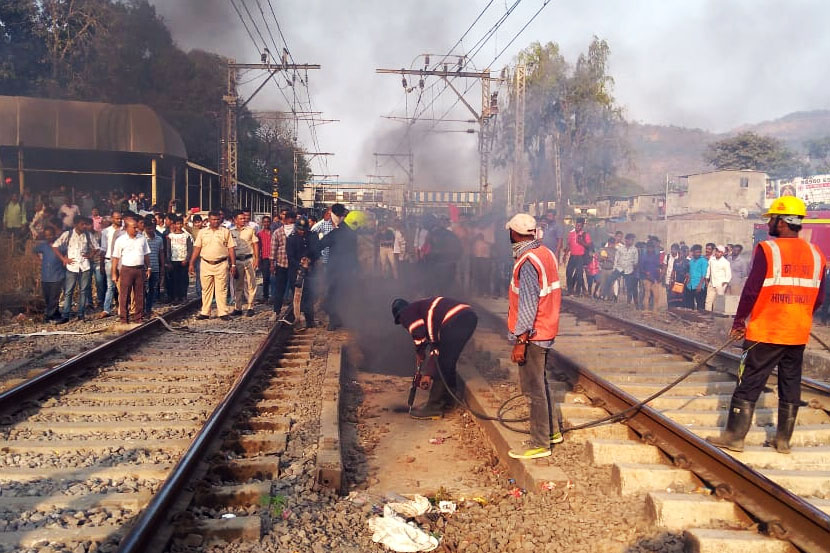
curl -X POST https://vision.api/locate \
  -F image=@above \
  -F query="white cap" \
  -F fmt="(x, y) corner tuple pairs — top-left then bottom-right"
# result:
(716, 245), (726, 253)
(505, 213), (537, 235)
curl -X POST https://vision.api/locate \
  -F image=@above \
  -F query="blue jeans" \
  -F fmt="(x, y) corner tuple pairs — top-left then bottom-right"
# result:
(145, 272), (159, 314)
(62, 270), (91, 319)
(104, 260), (117, 314)
(90, 262), (105, 309)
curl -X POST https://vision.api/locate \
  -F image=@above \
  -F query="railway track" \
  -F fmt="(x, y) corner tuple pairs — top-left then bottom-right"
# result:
(0, 304), (299, 553)
(472, 297), (830, 553)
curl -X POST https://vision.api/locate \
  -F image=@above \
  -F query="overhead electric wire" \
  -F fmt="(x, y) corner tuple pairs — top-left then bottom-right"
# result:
(229, 0), (262, 51)
(233, 0), (330, 176)
(239, 0), (269, 51)
(387, 0), (525, 157)
(422, 0), (555, 136)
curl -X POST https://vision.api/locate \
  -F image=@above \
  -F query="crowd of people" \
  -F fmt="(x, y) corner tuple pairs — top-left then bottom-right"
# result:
(364, 208), (754, 317)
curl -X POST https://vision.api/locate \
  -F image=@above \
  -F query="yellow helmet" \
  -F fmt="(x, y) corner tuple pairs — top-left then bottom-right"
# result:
(763, 196), (807, 219)
(344, 210), (368, 230)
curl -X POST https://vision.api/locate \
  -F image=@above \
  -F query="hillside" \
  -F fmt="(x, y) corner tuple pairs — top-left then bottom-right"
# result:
(621, 110), (830, 192)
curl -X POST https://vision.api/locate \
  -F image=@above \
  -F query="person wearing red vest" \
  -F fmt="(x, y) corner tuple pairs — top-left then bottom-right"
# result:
(709, 196), (825, 454)
(392, 296), (477, 419)
(505, 213), (563, 460)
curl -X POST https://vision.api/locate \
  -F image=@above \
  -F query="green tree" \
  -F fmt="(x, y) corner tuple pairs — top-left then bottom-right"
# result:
(0, 0), (306, 198)
(252, 121), (311, 200)
(496, 37), (627, 205)
(704, 132), (802, 178)
(805, 136), (830, 174)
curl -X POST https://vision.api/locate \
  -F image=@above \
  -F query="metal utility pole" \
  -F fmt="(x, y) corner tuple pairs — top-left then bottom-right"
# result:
(512, 62), (526, 212)
(376, 66), (500, 212)
(293, 150), (334, 206)
(554, 131), (562, 224)
(374, 152), (414, 217)
(221, 57), (321, 209)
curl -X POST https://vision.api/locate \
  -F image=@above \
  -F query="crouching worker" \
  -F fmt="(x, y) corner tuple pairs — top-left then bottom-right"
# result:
(392, 297), (477, 420)
(708, 196), (825, 454)
(505, 213), (563, 460)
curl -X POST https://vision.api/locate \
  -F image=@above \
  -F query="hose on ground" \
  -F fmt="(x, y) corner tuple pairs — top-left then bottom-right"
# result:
(431, 336), (739, 436)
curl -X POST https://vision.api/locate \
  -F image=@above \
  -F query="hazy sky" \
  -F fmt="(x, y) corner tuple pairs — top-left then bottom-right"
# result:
(149, 0), (830, 187)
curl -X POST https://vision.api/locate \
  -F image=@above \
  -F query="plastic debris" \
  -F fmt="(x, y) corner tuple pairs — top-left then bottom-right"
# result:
(540, 481), (557, 491)
(428, 437), (444, 445)
(437, 501), (457, 515)
(471, 497), (488, 506)
(281, 509), (292, 520)
(565, 480), (575, 489)
(508, 487), (523, 498)
(221, 513), (236, 519)
(386, 494), (431, 518)
(367, 505), (440, 552)
(507, 478), (516, 485)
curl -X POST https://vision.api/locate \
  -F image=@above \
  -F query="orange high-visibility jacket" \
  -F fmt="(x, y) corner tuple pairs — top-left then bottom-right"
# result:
(507, 244), (562, 341)
(746, 238), (826, 345)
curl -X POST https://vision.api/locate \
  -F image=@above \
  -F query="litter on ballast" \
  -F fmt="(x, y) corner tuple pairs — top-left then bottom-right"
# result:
(437, 501), (456, 515)
(540, 480), (556, 491)
(221, 513), (236, 519)
(385, 494), (431, 518)
(368, 505), (439, 552)
(428, 437), (445, 445)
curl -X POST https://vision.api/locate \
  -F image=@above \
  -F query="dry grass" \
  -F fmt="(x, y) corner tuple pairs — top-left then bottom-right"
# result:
(0, 235), (42, 314)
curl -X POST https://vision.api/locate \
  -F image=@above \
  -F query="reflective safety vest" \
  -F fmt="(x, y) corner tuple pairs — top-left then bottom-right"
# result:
(507, 244), (561, 341)
(746, 238), (825, 345)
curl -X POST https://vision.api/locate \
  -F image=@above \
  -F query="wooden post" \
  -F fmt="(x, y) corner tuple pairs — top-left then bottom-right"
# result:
(151, 158), (158, 206)
(184, 165), (189, 212)
(171, 166), (176, 213)
(208, 177), (213, 210)
(199, 172), (204, 210)
(17, 146), (24, 196)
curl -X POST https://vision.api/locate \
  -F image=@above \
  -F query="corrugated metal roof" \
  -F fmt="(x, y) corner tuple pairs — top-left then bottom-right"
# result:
(0, 95), (186, 158)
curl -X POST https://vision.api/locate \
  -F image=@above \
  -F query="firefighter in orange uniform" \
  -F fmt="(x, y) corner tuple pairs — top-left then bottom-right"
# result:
(505, 213), (563, 460)
(709, 196), (826, 454)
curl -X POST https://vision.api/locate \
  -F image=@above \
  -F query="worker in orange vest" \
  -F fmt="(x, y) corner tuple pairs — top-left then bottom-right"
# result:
(505, 213), (563, 460)
(708, 196), (826, 454)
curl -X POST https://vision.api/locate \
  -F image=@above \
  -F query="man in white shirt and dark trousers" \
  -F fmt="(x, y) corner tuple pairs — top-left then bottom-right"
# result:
(52, 215), (98, 323)
(112, 217), (151, 324)
(705, 244), (732, 311)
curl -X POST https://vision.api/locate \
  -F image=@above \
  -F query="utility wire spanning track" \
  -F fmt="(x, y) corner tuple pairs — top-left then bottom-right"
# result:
(554, 298), (830, 553)
(0, 303), (292, 552)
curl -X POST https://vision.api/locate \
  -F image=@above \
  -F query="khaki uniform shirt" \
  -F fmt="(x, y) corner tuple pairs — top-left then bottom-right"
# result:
(194, 226), (235, 262)
(231, 226), (258, 257)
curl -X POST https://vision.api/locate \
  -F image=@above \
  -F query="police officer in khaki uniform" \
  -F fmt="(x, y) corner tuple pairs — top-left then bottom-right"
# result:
(230, 210), (259, 316)
(189, 210), (236, 320)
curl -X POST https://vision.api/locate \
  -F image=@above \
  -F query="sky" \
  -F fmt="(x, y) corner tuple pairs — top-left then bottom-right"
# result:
(149, 0), (830, 188)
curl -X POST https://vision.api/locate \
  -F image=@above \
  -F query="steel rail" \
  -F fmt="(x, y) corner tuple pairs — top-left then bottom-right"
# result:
(561, 298), (830, 398)
(0, 300), (199, 415)
(557, 298), (830, 552)
(116, 320), (291, 553)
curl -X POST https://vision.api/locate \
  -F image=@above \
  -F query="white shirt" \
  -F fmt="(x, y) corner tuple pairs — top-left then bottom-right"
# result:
(393, 230), (406, 255)
(112, 233), (151, 267)
(708, 255), (732, 289)
(283, 223), (294, 237)
(101, 225), (124, 259)
(53, 229), (98, 273)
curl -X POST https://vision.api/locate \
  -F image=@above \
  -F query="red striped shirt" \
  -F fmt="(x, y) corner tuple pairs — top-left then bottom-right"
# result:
(257, 229), (272, 259)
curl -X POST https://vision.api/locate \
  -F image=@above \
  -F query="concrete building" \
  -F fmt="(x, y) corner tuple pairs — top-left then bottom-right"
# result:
(670, 170), (767, 217)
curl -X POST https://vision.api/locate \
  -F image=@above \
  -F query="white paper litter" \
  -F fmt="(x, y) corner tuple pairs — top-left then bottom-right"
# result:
(437, 501), (456, 515)
(385, 494), (431, 518)
(367, 507), (439, 552)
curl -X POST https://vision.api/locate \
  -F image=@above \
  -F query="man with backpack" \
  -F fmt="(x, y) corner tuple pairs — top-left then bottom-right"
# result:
(52, 215), (98, 323)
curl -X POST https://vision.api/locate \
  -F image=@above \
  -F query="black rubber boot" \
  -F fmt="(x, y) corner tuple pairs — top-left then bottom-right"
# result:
(706, 398), (755, 452)
(410, 379), (452, 420)
(774, 401), (799, 454)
